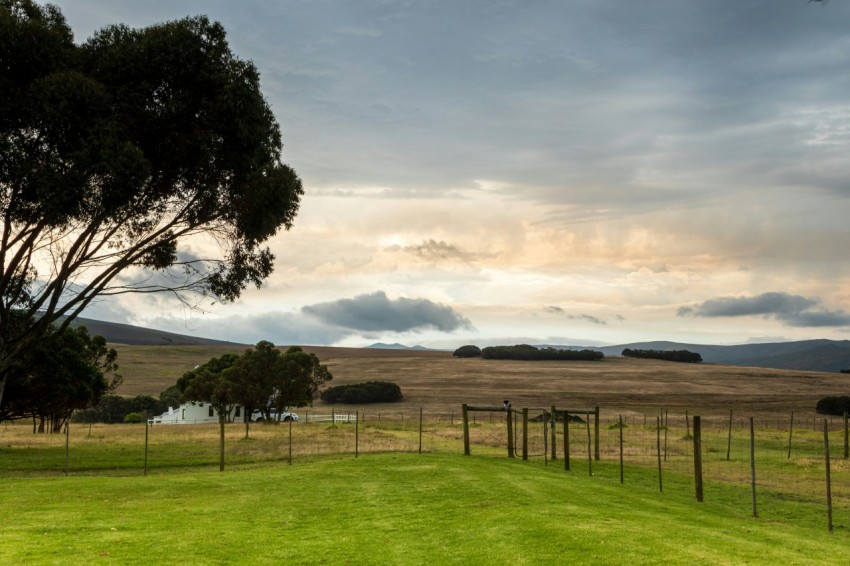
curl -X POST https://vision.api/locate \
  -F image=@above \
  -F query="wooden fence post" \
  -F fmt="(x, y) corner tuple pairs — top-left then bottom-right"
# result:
(550, 405), (557, 461)
(693, 416), (703, 502)
(656, 416), (662, 493)
(664, 409), (668, 462)
(289, 415), (293, 464)
(355, 410), (359, 458)
(418, 407), (423, 454)
(726, 409), (733, 461)
(824, 419), (833, 532)
(522, 408), (529, 461)
(462, 404), (470, 456)
(64, 421), (70, 477)
(750, 417), (757, 518)
(843, 411), (848, 460)
(619, 414), (624, 484)
(506, 408), (515, 459)
(144, 420), (149, 476)
(586, 415), (592, 476)
(594, 406), (600, 461)
(788, 411), (794, 460)
(564, 411), (570, 472)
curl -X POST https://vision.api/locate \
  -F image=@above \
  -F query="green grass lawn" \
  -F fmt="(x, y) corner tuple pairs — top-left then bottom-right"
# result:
(1, 452), (847, 565)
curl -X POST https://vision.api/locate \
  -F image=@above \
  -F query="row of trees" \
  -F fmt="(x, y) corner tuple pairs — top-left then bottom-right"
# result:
(621, 349), (703, 363)
(74, 394), (166, 424)
(815, 396), (850, 416)
(0, 322), (119, 432)
(320, 381), (402, 404)
(167, 341), (332, 439)
(481, 345), (604, 361)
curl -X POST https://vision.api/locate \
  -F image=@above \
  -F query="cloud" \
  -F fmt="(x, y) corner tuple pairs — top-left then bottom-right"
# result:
(545, 306), (617, 325)
(678, 292), (850, 328)
(402, 239), (485, 262)
(302, 291), (472, 333)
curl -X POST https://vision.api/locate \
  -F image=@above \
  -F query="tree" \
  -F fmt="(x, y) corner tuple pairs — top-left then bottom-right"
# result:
(0, 322), (119, 431)
(0, 1), (303, 407)
(453, 345), (482, 358)
(182, 353), (240, 471)
(228, 340), (281, 438)
(270, 346), (333, 416)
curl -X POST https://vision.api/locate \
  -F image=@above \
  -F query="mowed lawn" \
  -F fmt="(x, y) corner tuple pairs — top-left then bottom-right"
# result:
(1, 453), (847, 565)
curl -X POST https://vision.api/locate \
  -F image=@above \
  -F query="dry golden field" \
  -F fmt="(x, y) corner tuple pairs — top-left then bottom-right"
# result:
(112, 344), (850, 419)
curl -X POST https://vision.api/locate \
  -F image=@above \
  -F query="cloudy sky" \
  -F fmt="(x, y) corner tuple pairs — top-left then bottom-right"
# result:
(55, 0), (850, 348)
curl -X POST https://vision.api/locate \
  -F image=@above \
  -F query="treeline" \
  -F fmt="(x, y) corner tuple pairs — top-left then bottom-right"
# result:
(622, 348), (703, 363)
(481, 345), (604, 361)
(74, 395), (167, 423)
(320, 381), (403, 404)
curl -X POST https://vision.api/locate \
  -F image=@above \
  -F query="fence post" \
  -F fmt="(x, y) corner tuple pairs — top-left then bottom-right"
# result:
(788, 411), (794, 460)
(332, 408), (335, 424)
(750, 417), (757, 518)
(144, 420), (149, 476)
(594, 406), (600, 461)
(522, 408), (528, 461)
(418, 407), (423, 454)
(663, 409), (668, 462)
(462, 405), (470, 456)
(656, 416), (662, 493)
(726, 409), (733, 461)
(619, 414), (624, 484)
(824, 419), (833, 532)
(564, 411), (570, 471)
(355, 410), (359, 458)
(586, 414), (592, 476)
(506, 408), (515, 459)
(550, 405), (557, 461)
(64, 421), (70, 477)
(693, 416), (703, 502)
(843, 411), (848, 460)
(686, 410), (690, 438)
(289, 415), (293, 465)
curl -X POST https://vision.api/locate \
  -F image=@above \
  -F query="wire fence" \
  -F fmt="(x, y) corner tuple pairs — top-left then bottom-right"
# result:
(2, 408), (848, 531)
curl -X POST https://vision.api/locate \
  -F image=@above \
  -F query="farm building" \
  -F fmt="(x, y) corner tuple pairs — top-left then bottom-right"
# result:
(149, 402), (247, 425)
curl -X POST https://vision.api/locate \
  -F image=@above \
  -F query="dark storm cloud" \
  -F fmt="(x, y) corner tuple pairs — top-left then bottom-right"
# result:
(678, 292), (850, 328)
(302, 291), (472, 333)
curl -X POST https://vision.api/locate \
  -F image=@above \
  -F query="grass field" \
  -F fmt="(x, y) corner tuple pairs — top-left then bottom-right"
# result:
(112, 344), (850, 419)
(5, 346), (850, 563)
(1, 451), (848, 565)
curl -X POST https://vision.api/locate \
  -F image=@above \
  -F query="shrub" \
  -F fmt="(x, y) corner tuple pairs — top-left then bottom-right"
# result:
(453, 345), (482, 358)
(320, 381), (403, 404)
(124, 412), (142, 423)
(481, 345), (604, 361)
(621, 348), (702, 363)
(816, 396), (850, 415)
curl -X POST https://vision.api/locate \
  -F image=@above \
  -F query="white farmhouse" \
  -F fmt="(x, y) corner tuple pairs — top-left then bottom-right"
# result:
(149, 402), (247, 425)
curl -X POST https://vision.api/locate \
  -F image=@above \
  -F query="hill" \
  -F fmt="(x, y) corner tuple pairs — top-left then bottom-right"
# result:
(591, 339), (850, 372)
(69, 317), (243, 347)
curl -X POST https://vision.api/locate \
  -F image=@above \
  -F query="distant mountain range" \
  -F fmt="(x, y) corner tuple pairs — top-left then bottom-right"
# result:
(63, 317), (850, 373)
(366, 342), (432, 351)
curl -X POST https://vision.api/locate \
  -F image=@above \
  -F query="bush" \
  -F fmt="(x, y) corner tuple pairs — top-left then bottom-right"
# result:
(453, 345), (482, 358)
(480, 345), (604, 361)
(73, 394), (167, 423)
(621, 348), (702, 363)
(124, 412), (142, 423)
(320, 381), (403, 404)
(816, 396), (850, 415)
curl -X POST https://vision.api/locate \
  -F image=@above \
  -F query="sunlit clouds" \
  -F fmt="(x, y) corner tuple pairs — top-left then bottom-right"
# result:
(60, 0), (850, 347)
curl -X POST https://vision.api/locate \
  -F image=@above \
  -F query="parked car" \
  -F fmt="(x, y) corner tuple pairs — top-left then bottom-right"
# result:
(251, 409), (299, 422)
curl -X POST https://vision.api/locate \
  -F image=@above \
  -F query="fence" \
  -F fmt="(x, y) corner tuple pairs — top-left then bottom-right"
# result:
(2, 407), (849, 531)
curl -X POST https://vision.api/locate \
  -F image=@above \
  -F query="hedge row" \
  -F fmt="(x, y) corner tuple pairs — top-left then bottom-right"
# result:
(320, 381), (403, 404)
(621, 348), (703, 363)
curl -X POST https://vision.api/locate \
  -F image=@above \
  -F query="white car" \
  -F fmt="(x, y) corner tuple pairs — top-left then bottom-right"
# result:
(251, 409), (299, 422)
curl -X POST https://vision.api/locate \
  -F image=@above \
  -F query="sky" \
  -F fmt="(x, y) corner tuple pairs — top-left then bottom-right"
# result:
(52, 0), (850, 349)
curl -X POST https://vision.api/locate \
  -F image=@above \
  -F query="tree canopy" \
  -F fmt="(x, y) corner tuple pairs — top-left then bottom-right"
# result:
(0, 1), (302, 405)
(0, 322), (119, 431)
